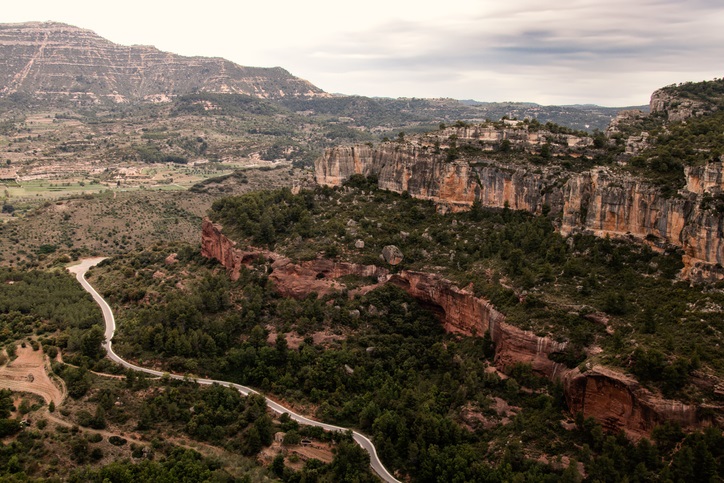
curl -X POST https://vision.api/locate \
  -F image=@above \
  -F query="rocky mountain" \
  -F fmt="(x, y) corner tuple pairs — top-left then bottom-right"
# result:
(0, 22), (643, 134)
(0, 22), (327, 104)
(315, 80), (724, 281)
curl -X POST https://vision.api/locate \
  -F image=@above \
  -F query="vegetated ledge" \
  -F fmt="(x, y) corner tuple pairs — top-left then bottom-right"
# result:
(201, 218), (723, 439)
(315, 144), (724, 282)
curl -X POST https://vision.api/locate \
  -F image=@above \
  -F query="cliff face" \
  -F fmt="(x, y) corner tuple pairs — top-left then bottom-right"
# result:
(201, 219), (388, 297)
(564, 367), (700, 435)
(0, 22), (326, 103)
(649, 88), (718, 122)
(315, 144), (560, 213)
(316, 144), (724, 278)
(201, 218), (717, 437)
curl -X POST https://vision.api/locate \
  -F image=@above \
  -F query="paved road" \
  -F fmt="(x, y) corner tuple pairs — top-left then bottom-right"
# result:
(69, 258), (400, 483)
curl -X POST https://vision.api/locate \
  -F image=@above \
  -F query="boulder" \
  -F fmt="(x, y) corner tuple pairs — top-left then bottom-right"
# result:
(381, 245), (403, 265)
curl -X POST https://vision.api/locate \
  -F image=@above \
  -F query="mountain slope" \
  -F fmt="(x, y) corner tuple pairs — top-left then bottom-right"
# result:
(0, 21), (327, 103)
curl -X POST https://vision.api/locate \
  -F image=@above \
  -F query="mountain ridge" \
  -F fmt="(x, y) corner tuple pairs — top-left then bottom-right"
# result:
(0, 21), (328, 103)
(0, 21), (638, 132)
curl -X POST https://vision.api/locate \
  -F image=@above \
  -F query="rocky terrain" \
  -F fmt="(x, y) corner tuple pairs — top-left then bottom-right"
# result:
(0, 22), (327, 104)
(315, 121), (724, 281)
(201, 218), (722, 438)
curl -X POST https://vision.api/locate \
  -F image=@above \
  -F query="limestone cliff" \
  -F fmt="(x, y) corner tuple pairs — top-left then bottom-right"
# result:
(0, 22), (327, 103)
(316, 143), (724, 279)
(649, 87), (718, 122)
(201, 218), (719, 437)
(564, 366), (701, 435)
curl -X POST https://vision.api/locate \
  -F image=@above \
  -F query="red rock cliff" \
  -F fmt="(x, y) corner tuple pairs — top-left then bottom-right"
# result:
(201, 218), (388, 296)
(202, 219), (716, 437)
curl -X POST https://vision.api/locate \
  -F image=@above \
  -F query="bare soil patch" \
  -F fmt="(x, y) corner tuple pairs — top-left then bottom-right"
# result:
(0, 344), (64, 405)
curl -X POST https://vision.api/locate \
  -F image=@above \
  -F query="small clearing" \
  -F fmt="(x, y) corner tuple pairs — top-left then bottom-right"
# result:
(0, 344), (64, 405)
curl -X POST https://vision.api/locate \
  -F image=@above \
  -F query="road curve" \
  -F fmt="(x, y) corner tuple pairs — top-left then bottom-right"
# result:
(68, 258), (400, 483)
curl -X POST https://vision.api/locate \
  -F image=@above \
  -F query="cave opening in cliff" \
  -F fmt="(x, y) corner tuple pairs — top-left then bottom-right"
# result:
(387, 277), (447, 324)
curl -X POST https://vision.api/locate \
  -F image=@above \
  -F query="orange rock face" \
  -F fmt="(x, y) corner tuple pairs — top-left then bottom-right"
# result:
(316, 146), (724, 280)
(202, 219), (720, 436)
(564, 366), (701, 438)
(269, 257), (388, 299)
(201, 219), (270, 281)
(202, 218), (388, 297)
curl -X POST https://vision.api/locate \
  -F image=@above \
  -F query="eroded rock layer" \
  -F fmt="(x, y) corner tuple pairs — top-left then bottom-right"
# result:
(201, 218), (719, 437)
(0, 22), (326, 102)
(316, 145), (724, 279)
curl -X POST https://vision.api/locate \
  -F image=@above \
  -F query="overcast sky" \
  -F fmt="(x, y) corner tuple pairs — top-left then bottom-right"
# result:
(4, 0), (723, 106)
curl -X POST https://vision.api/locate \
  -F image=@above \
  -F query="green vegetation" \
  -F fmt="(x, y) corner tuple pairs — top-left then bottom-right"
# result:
(659, 78), (724, 104)
(68, 447), (239, 482)
(626, 109), (724, 193)
(0, 389), (21, 437)
(95, 249), (573, 480)
(0, 267), (101, 352)
(91, 181), (724, 480)
(207, 184), (721, 401)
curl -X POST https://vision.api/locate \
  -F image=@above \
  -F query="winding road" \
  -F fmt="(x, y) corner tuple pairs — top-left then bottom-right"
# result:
(69, 258), (400, 483)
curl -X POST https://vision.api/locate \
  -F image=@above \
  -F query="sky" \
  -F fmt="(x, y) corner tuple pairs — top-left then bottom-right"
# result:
(3, 0), (724, 106)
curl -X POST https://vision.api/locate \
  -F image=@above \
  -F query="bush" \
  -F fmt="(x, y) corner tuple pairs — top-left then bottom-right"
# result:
(87, 432), (103, 443)
(0, 418), (21, 437)
(109, 435), (127, 446)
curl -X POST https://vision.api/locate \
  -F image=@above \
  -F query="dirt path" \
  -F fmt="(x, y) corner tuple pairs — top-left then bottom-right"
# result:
(0, 344), (64, 405)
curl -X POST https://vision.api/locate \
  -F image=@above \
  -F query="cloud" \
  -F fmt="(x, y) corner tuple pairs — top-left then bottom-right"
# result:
(3, 0), (723, 104)
(285, 0), (724, 104)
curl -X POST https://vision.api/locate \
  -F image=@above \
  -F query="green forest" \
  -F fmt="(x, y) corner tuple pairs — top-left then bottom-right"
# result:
(208, 182), (722, 398)
(81, 180), (724, 480)
(0, 265), (378, 481)
(90, 248), (724, 481)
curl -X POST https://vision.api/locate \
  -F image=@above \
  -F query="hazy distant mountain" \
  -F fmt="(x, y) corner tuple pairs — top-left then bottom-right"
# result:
(458, 100), (649, 131)
(0, 22), (327, 104)
(0, 22), (639, 132)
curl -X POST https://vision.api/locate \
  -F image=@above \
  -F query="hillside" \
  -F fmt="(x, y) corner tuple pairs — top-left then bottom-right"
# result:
(315, 79), (724, 281)
(80, 180), (724, 481)
(0, 22), (327, 104)
(0, 22), (640, 134)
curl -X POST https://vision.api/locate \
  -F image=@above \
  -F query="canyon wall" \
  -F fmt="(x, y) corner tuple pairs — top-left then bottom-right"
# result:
(316, 145), (724, 279)
(201, 218), (718, 437)
(201, 219), (388, 297)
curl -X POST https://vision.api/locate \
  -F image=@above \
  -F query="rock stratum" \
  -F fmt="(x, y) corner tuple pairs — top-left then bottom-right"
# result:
(315, 142), (724, 281)
(0, 22), (326, 103)
(201, 218), (721, 437)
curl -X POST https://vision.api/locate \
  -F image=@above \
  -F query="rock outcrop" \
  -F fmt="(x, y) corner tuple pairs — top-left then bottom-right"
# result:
(201, 219), (387, 297)
(201, 218), (720, 437)
(381, 245), (404, 265)
(564, 366), (700, 435)
(649, 87), (718, 122)
(0, 22), (327, 103)
(315, 144), (724, 279)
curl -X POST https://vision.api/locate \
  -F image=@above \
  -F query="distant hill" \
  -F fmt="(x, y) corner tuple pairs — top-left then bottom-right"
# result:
(0, 22), (327, 104)
(0, 21), (639, 132)
(458, 100), (649, 132)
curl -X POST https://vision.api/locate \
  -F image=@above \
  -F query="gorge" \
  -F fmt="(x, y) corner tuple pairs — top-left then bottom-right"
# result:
(201, 218), (722, 438)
